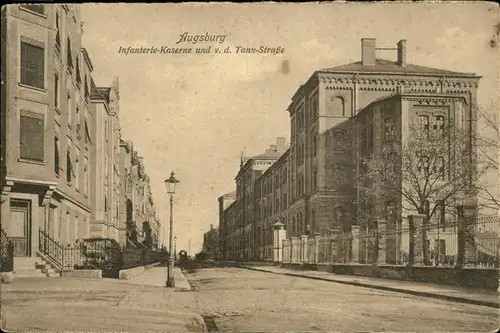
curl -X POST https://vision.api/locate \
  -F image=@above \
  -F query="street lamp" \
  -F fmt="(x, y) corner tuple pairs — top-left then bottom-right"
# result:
(174, 236), (177, 262)
(164, 171), (179, 288)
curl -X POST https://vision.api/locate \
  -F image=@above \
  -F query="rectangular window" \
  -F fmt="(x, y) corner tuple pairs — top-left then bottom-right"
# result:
(54, 137), (60, 175)
(84, 157), (89, 196)
(418, 115), (430, 137)
(84, 76), (89, 100)
(84, 119), (92, 145)
(434, 115), (445, 137)
(75, 155), (80, 190)
(105, 155), (109, 177)
(75, 56), (81, 84)
(435, 156), (445, 180)
(20, 41), (44, 89)
(67, 93), (72, 127)
(105, 196), (108, 213)
(54, 73), (60, 109)
(21, 4), (45, 15)
(20, 110), (44, 162)
(67, 37), (73, 70)
(65, 212), (70, 243)
(384, 117), (395, 142)
(66, 151), (72, 183)
(104, 120), (108, 140)
(55, 11), (61, 50)
(312, 133), (317, 156)
(75, 105), (81, 139)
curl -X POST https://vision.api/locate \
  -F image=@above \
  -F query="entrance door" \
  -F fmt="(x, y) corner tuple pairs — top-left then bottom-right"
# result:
(10, 200), (31, 257)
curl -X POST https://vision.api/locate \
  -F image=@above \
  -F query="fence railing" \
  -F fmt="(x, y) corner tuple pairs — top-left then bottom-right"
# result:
(0, 228), (14, 272)
(280, 214), (500, 269)
(38, 229), (167, 277)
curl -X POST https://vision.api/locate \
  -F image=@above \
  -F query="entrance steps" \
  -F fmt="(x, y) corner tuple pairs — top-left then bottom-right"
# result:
(13, 256), (60, 278)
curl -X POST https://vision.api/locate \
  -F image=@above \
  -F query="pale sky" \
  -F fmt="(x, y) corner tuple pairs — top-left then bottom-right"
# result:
(80, 2), (499, 254)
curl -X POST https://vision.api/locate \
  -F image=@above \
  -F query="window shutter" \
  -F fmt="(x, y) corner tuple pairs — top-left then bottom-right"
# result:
(20, 111), (44, 161)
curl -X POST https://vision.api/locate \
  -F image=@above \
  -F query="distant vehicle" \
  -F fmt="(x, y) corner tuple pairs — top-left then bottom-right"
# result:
(178, 250), (188, 261)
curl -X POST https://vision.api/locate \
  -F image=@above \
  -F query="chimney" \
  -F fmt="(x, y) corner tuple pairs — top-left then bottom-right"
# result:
(361, 38), (376, 66)
(276, 137), (287, 151)
(397, 40), (407, 67)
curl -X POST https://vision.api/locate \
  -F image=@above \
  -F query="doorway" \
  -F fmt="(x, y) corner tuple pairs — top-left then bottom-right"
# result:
(10, 199), (31, 257)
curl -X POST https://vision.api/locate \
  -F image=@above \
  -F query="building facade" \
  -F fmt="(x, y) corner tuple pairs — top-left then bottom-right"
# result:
(221, 137), (288, 260)
(118, 140), (159, 249)
(89, 77), (121, 241)
(219, 38), (480, 262)
(218, 190), (235, 260)
(254, 149), (289, 260)
(1, 4), (94, 257)
(202, 224), (220, 259)
(1, 4), (162, 267)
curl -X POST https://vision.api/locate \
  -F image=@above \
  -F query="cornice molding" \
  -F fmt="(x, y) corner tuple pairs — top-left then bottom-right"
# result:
(402, 94), (468, 106)
(319, 73), (478, 94)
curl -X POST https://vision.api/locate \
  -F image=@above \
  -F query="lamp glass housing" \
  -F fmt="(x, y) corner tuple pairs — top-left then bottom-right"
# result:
(164, 171), (179, 194)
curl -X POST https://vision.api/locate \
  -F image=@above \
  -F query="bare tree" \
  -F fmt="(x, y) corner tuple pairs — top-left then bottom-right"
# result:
(359, 122), (484, 227)
(472, 102), (499, 210)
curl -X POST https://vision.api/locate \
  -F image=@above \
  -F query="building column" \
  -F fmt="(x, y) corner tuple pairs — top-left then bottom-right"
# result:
(366, 224), (378, 264)
(377, 220), (387, 264)
(456, 204), (477, 268)
(273, 222), (285, 263)
(359, 225), (366, 264)
(314, 234), (320, 264)
(330, 227), (343, 264)
(386, 217), (398, 264)
(301, 235), (308, 264)
(408, 214), (425, 266)
(351, 225), (360, 263)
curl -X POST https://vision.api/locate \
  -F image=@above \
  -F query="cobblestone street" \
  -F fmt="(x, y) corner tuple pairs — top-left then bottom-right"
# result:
(188, 267), (498, 332)
(1, 266), (498, 332)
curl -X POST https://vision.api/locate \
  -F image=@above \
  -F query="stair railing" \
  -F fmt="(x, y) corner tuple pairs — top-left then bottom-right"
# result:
(38, 228), (64, 271)
(0, 228), (14, 272)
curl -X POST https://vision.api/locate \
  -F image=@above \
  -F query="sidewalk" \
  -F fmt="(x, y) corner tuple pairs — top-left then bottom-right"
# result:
(237, 264), (500, 308)
(117, 266), (192, 291)
(1, 275), (205, 332)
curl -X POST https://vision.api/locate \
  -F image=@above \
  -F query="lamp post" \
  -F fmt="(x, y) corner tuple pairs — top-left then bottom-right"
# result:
(164, 171), (179, 288)
(174, 236), (177, 262)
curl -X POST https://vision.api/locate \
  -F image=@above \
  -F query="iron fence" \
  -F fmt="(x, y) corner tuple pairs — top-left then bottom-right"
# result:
(1, 228), (14, 272)
(38, 228), (167, 277)
(280, 213), (500, 269)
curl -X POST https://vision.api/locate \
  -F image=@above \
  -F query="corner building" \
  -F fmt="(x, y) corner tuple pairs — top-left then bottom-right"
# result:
(284, 38), (479, 242)
(219, 38), (480, 262)
(1, 4), (95, 258)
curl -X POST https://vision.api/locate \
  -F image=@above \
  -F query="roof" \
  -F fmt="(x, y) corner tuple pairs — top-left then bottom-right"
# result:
(320, 58), (477, 77)
(223, 190), (236, 198)
(252, 150), (284, 160)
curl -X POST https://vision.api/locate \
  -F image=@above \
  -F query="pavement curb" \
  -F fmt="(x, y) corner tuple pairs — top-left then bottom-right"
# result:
(238, 265), (500, 309)
(179, 268), (200, 292)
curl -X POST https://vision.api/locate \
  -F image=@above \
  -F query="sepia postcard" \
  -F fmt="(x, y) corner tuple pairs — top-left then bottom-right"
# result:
(0, 1), (499, 332)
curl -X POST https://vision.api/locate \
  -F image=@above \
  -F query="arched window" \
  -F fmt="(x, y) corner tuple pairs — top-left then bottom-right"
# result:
(330, 96), (346, 117)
